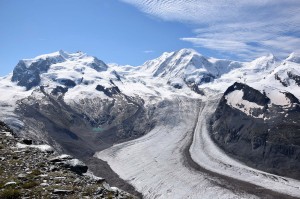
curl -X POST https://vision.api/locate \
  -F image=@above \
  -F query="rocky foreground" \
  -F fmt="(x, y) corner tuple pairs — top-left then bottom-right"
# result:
(0, 121), (135, 199)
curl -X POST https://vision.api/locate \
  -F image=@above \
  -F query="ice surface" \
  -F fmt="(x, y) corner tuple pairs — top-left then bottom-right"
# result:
(95, 98), (260, 199)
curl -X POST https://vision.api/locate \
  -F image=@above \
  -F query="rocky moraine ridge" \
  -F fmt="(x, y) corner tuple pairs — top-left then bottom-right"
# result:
(0, 121), (135, 199)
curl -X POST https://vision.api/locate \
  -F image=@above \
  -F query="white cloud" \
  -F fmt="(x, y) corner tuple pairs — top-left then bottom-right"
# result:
(121, 0), (300, 60)
(143, 50), (154, 54)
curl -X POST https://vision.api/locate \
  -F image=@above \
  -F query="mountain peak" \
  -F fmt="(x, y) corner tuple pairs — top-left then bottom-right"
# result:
(254, 53), (277, 62)
(176, 48), (202, 56)
(21, 50), (88, 66)
(11, 50), (108, 90)
(140, 48), (240, 88)
(286, 52), (300, 63)
(248, 53), (278, 71)
(141, 48), (208, 77)
(58, 49), (69, 58)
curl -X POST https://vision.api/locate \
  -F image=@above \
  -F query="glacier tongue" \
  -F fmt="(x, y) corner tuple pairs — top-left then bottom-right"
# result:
(95, 98), (254, 199)
(96, 97), (250, 199)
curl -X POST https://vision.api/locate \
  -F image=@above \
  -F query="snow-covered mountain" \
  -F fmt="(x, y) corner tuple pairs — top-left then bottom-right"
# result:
(1, 49), (300, 198)
(139, 48), (242, 88)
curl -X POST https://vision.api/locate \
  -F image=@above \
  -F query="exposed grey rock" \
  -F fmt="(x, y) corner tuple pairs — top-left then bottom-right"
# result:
(95, 84), (121, 97)
(95, 187), (105, 195)
(189, 83), (205, 95)
(58, 79), (76, 88)
(40, 182), (49, 186)
(11, 59), (56, 90)
(62, 159), (88, 175)
(22, 139), (32, 145)
(49, 165), (58, 172)
(53, 189), (73, 194)
(4, 182), (17, 187)
(17, 174), (26, 179)
(87, 57), (108, 72)
(73, 178), (81, 183)
(51, 86), (68, 95)
(223, 82), (270, 106)
(287, 71), (300, 86)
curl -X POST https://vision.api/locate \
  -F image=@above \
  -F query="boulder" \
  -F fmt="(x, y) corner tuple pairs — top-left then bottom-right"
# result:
(62, 159), (88, 175)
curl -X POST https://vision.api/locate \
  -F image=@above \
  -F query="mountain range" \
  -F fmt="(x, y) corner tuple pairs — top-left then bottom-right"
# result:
(1, 49), (300, 198)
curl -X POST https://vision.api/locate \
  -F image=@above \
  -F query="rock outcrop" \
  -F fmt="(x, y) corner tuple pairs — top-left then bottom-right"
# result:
(0, 121), (135, 199)
(211, 82), (300, 180)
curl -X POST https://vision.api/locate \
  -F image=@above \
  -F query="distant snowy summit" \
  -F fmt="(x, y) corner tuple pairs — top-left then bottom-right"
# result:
(11, 50), (108, 90)
(9, 48), (244, 92)
(140, 48), (242, 88)
(286, 52), (300, 64)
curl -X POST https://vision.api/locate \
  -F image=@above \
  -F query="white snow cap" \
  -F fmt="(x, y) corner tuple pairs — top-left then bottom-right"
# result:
(286, 52), (300, 63)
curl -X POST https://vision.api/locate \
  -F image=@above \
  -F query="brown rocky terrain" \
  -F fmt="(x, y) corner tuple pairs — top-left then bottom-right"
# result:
(0, 121), (135, 199)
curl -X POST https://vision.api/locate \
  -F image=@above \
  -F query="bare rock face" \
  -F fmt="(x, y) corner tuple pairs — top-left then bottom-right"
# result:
(62, 159), (88, 175)
(87, 57), (109, 72)
(211, 82), (300, 180)
(11, 59), (56, 90)
(95, 84), (121, 97)
(14, 86), (154, 158)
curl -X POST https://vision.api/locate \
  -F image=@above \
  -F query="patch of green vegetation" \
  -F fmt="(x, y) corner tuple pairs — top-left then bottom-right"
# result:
(0, 181), (5, 189)
(27, 169), (42, 180)
(107, 192), (114, 199)
(82, 185), (97, 196)
(38, 162), (46, 167)
(9, 159), (22, 165)
(31, 169), (41, 176)
(46, 184), (73, 191)
(22, 181), (39, 189)
(28, 187), (47, 198)
(0, 188), (21, 199)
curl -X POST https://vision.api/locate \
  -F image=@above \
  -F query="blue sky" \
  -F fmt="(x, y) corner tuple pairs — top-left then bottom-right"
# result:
(1, 0), (300, 76)
(0, 0), (194, 75)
